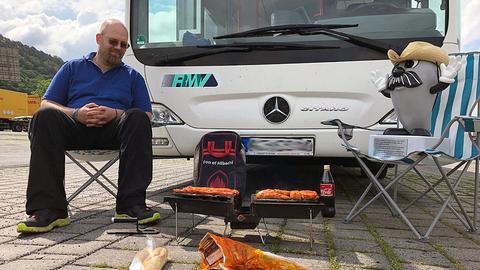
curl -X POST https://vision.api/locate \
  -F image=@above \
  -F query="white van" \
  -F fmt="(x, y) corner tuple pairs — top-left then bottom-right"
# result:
(124, 0), (460, 172)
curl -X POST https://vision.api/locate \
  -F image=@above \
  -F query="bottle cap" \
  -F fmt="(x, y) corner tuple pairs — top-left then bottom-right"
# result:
(324, 165), (330, 170)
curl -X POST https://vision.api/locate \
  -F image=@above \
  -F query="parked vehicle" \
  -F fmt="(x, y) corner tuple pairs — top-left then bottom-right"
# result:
(124, 0), (460, 171)
(0, 88), (40, 132)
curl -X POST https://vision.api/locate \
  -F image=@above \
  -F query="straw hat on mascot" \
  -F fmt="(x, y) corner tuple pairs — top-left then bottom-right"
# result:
(371, 41), (462, 136)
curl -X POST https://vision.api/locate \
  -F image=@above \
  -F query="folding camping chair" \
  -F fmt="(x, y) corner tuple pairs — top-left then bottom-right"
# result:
(323, 52), (480, 241)
(65, 150), (119, 203)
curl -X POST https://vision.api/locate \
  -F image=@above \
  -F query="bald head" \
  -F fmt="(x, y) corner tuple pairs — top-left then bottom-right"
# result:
(95, 19), (129, 69)
(99, 19), (128, 38)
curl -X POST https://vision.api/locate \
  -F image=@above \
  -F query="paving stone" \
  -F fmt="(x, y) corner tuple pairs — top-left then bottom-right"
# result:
(335, 238), (381, 253)
(277, 252), (329, 269)
(75, 248), (135, 269)
(22, 253), (78, 261)
(163, 245), (201, 263)
(404, 263), (458, 270)
(0, 218), (17, 229)
(163, 262), (197, 269)
(332, 228), (375, 240)
(72, 227), (124, 242)
(281, 230), (326, 244)
(42, 239), (110, 255)
(0, 243), (43, 260)
(59, 265), (115, 270)
(109, 235), (170, 250)
(0, 259), (66, 270)
(156, 226), (195, 239)
(462, 260), (480, 270)
(73, 215), (112, 225)
(0, 236), (13, 244)
(432, 236), (480, 249)
(170, 232), (205, 247)
(376, 227), (420, 239)
(441, 246), (480, 262)
(14, 232), (79, 247)
(0, 225), (17, 237)
(277, 239), (328, 255)
(335, 250), (390, 269)
(394, 248), (452, 267)
(3, 135), (480, 270)
(54, 222), (105, 235)
(383, 237), (435, 251)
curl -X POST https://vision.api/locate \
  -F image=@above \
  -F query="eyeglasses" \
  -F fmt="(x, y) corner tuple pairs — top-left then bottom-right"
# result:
(105, 37), (130, 49)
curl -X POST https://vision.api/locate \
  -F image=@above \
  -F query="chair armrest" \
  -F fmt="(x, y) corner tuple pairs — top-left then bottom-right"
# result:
(458, 116), (480, 132)
(321, 119), (355, 129)
(321, 119), (359, 151)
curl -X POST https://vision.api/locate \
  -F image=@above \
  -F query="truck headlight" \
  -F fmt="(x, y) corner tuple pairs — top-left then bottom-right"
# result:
(379, 109), (397, 125)
(151, 103), (184, 127)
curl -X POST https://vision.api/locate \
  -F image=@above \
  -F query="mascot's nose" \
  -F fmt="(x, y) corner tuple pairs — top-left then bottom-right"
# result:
(392, 66), (405, 77)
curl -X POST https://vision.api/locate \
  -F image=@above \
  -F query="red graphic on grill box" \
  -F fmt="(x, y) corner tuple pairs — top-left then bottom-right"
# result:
(207, 170), (228, 188)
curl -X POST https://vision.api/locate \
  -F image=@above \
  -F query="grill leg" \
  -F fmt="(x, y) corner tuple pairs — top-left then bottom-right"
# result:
(257, 226), (266, 245)
(192, 213), (195, 232)
(309, 209), (313, 250)
(175, 203), (179, 242)
(223, 222), (228, 236)
(262, 218), (270, 237)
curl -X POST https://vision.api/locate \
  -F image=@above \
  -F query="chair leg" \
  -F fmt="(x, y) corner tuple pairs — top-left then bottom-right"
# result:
(403, 166), (471, 230)
(346, 154), (425, 222)
(346, 153), (426, 240)
(403, 161), (467, 211)
(475, 157), (479, 231)
(86, 160), (119, 190)
(345, 164), (393, 223)
(430, 157), (475, 233)
(66, 157), (118, 202)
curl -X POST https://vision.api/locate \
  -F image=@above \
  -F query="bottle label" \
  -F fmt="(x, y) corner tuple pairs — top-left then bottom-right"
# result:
(320, 184), (335, 197)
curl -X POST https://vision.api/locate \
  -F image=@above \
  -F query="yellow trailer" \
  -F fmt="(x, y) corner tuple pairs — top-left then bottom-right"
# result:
(27, 95), (41, 115)
(0, 88), (39, 132)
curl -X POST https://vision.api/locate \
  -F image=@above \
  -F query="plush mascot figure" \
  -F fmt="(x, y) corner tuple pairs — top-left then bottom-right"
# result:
(371, 41), (462, 136)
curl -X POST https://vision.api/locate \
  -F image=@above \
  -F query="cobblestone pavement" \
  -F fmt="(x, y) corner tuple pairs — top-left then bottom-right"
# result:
(0, 132), (479, 269)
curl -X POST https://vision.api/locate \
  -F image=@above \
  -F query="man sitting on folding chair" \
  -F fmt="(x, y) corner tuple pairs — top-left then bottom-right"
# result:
(323, 43), (479, 241)
(17, 19), (160, 233)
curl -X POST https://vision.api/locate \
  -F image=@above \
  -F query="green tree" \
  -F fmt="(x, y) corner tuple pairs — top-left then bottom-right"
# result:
(32, 78), (52, 97)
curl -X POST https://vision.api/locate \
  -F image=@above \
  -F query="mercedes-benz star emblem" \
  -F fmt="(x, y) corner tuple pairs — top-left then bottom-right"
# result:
(263, 97), (290, 123)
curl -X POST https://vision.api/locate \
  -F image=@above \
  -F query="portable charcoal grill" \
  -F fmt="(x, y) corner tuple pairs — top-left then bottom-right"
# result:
(163, 193), (238, 240)
(250, 194), (325, 248)
(164, 191), (328, 248)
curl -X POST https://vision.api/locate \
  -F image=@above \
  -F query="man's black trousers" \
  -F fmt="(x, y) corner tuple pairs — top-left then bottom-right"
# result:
(26, 107), (153, 215)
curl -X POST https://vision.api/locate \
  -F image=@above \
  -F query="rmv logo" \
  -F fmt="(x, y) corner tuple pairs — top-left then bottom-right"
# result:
(163, 74), (218, 88)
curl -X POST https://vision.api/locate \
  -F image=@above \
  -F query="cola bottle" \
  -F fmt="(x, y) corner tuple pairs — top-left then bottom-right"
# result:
(320, 165), (335, 217)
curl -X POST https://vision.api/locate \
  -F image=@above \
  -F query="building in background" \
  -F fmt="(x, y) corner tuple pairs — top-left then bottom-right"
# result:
(0, 47), (20, 82)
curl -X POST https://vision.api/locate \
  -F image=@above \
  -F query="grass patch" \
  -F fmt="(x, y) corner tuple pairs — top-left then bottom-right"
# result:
(360, 213), (404, 270)
(430, 242), (467, 270)
(323, 219), (341, 270)
(89, 263), (113, 268)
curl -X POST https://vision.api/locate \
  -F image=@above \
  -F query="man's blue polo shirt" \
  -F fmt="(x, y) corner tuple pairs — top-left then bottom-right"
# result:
(44, 52), (152, 112)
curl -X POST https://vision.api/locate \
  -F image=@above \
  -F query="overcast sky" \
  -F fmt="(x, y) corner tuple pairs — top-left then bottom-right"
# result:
(0, 0), (478, 61)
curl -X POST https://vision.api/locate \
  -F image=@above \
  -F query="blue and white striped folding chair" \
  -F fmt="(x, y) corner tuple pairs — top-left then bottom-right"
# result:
(323, 52), (480, 241)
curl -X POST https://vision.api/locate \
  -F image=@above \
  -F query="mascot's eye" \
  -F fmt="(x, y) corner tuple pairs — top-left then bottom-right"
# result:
(404, 60), (419, 68)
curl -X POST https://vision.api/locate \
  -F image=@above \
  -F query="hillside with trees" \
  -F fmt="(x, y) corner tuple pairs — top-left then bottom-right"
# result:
(0, 34), (64, 96)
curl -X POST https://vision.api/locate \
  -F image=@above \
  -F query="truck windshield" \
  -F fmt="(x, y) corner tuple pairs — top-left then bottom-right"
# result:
(130, 0), (447, 65)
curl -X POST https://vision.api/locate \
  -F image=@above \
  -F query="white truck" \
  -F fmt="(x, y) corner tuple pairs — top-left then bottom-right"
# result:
(124, 0), (460, 174)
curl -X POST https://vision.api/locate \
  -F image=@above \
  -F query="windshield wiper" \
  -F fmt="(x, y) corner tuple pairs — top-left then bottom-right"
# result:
(213, 24), (390, 54)
(155, 42), (338, 65)
(198, 42), (338, 50)
(213, 24), (358, 39)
